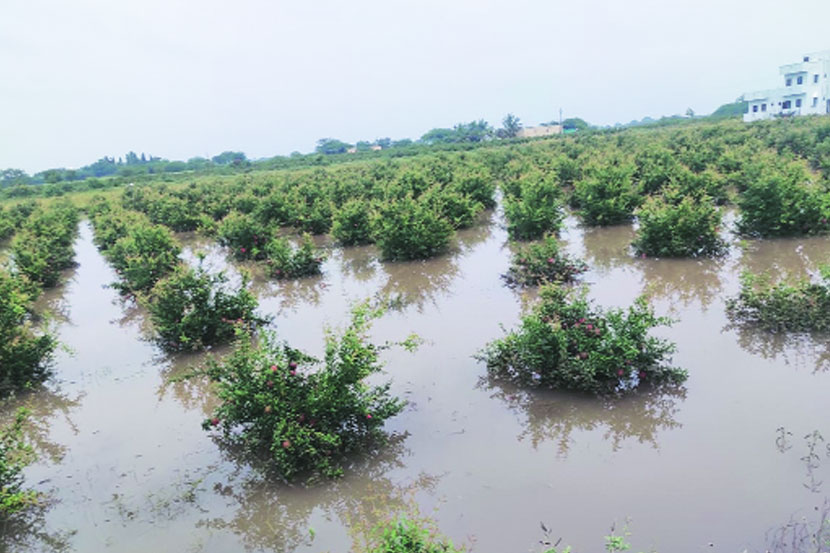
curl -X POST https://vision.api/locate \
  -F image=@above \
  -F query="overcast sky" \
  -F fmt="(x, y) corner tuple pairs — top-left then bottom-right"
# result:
(3, 0), (830, 173)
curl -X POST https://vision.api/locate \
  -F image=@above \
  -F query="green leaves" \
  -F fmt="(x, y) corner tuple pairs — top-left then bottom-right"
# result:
(480, 284), (684, 395)
(503, 171), (564, 241)
(0, 270), (55, 394)
(147, 263), (266, 352)
(0, 409), (37, 516)
(632, 190), (726, 258)
(265, 234), (325, 279)
(372, 196), (453, 261)
(573, 163), (641, 226)
(503, 235), (587, 287)
(726, 267), (830, 332)
(199, 301), (410, 480)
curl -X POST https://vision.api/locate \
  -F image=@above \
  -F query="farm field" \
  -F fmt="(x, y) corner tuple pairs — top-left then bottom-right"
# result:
(3, 117), (830, 552)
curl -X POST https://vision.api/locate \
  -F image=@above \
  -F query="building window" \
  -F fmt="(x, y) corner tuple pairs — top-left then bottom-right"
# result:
(783, 100), (792, 109)
(813, 97), (819, 107)
(786, 78), (792, 86)
(753, 105), (759, 112)
(796, 98), (802, 107)
(761, 103), (767, 111)
(815, 74), (820, 83)
(797, 76), (804, 85)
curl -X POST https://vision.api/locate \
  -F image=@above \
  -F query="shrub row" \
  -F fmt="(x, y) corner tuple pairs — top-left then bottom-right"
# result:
(0, 269), (56, 394)
(119, 154), (495, 261)
(10, 201), (79, 288)
(89, 197), (264, 352)
(0, 202), (77, 396)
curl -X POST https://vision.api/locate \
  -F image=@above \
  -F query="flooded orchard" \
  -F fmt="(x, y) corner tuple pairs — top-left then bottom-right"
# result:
(5, 209), (830, 553)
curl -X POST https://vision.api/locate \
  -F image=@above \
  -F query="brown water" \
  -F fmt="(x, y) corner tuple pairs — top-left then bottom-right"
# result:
(4, 210), (830, 553)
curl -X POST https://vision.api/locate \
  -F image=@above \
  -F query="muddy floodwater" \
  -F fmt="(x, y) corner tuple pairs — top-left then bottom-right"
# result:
(4, 210), (830, 553)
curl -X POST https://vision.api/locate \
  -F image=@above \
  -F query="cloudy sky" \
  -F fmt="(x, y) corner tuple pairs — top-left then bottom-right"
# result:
(2, 0), (830, 173)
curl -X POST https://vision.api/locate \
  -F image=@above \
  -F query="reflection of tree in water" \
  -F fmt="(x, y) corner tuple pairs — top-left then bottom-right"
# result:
(338, 245), (380, 283)
(739, 238), (830, 284)
(378, 217), (494, 312)
(198, 433), (439, 553)
(113, 296), (154, 336)
(1, 501), (75, 553)
(482, 378), (686, 455)
(640, 257), (725, 310)
(730, 325), (830, 373)
(581, 224), (637, 272)
(378, 256), (459, 313)
(3, 387), (83, 463)
(270, 277), (325, 312)
(0, 387), (83, 552)
(156, 349), (221, 416)
(455, 211), (494, 254)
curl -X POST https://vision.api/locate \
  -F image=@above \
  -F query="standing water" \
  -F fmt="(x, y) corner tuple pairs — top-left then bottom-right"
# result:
(4, 212), (830, 553)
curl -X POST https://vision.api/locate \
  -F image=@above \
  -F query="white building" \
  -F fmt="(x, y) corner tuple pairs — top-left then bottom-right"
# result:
(744, 50), (830, 122)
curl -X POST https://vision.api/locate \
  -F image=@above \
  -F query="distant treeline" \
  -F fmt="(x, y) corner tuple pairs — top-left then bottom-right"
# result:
(0, 101), (748, 201)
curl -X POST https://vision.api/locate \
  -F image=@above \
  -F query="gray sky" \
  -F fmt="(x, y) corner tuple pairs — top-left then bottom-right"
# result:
(2, 0), (829, 174)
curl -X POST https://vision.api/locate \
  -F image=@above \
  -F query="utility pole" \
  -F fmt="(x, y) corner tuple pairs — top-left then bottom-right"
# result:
(559, 108), (563, 129)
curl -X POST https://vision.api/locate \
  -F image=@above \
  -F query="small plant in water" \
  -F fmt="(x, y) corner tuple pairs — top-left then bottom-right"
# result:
(503, 235), (587, 287)
(0, 409), (38, 516)
(632, 190), (726, 258)
(725, 265), (830, 332)
(479, 284), (684, 394)
(265, 234), (325, 279)
(197, 301), (417, 480)
(364, 516), (464, 553)
(147, 261), (266, 351)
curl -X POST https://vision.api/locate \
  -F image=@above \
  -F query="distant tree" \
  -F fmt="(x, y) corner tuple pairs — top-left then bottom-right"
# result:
(41, 169), (63, 184)
(497, 113), (523, 139)
(421, 120), (493, 145)
(685, 108), (696, 118)
(392, 138), (413, 148)
(290, 151), (303, 158)
(164, 161), (188, 172)
(125, 151), (140, 165)
(453, 120), (493, 143)
(0, 169), (31, 187)
(562, 117), (589, 131)
(419, 127), (457, 145)
(315, 138), (352, 155)
(375, 137), (392, 149)
(211, 151), (247, 165)
(87, 157), (118, 177)
(186, 157), (211, 170)
(356, 141), (373, 152)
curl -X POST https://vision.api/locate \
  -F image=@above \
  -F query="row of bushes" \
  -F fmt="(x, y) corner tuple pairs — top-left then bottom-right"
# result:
(213, 211), (325, 278)
(0, 203), (81, 518)
(0, 201), (38, 242)
(117, 154), (495, 261)
(10, 202), (79, 288)
(0, 202), (79, 396)
(88, 198), (265, 352)
(490, 118), (830, 258)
